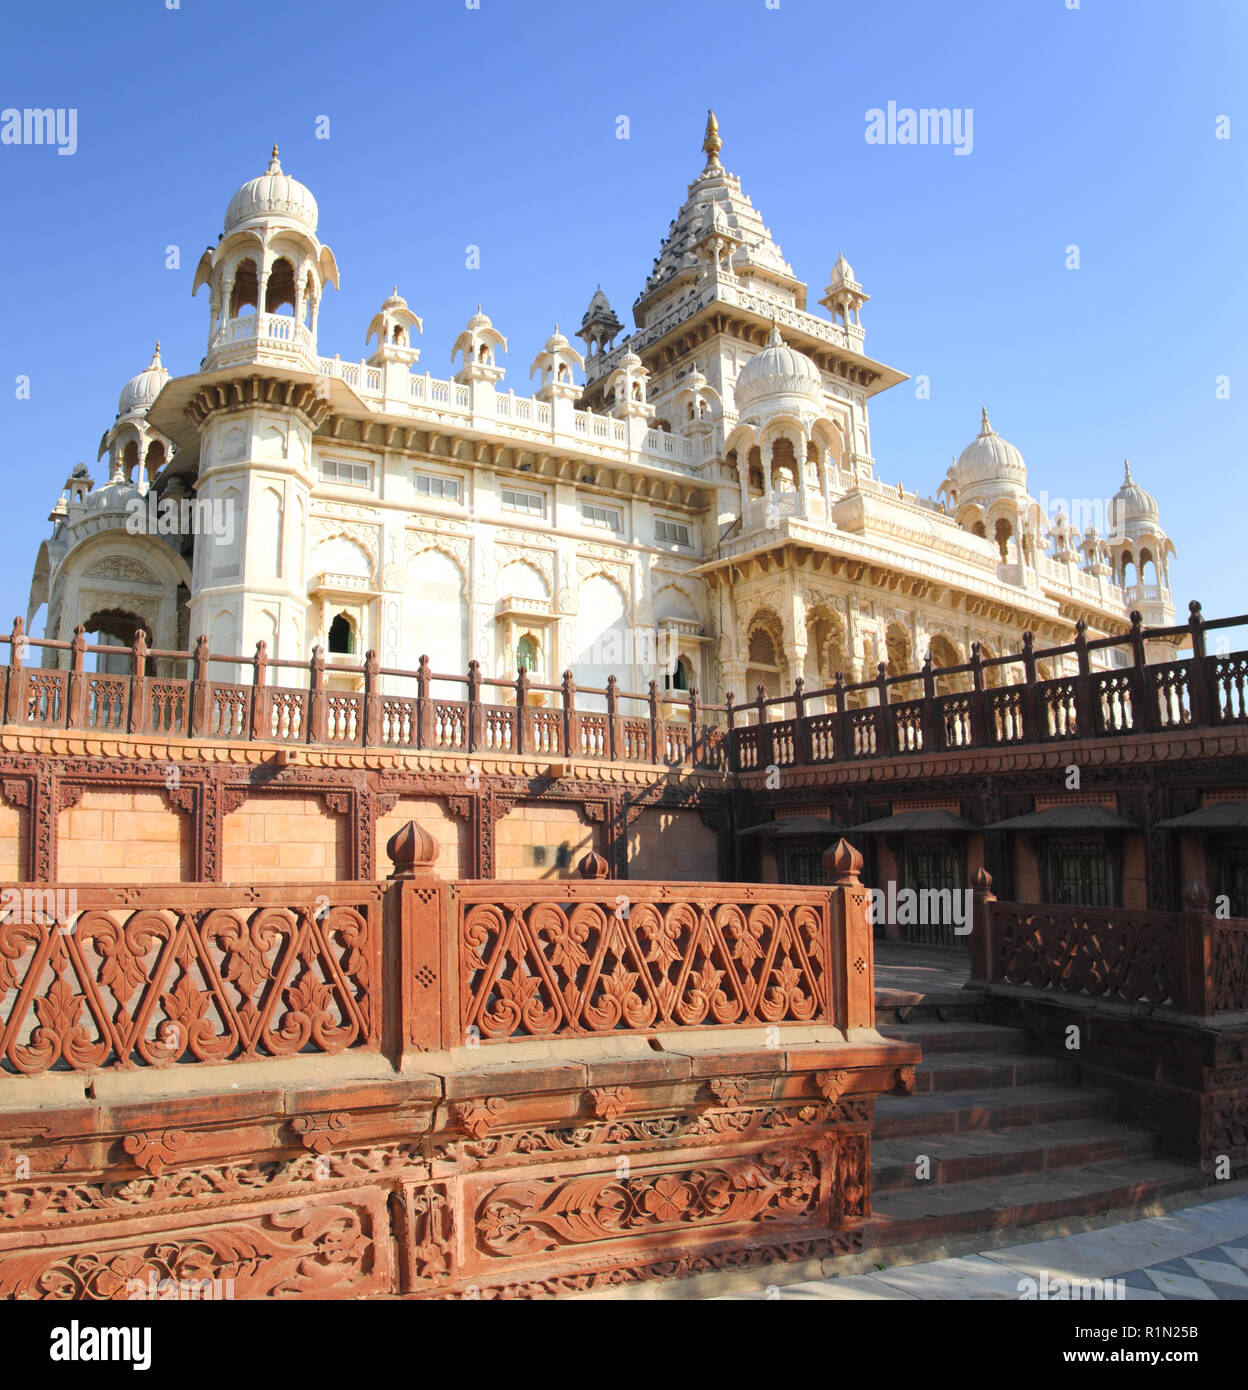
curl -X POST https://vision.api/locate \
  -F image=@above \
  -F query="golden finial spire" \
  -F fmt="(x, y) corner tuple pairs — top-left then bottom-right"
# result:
(703, 109), (722, 166)
(980, 405), (993, 435)
(268, 143), (281, 173)
(1123, 459), (1133, 483)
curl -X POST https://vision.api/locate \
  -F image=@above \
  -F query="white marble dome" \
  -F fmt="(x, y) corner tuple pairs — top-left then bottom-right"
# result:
(117, 345), (169, 417)
(733, 324), (824, 414)
(85, 479), (142, 515)
(953, 409), (1027, 488)
(1111, 461), (1159, 524)
(225, 146), (318, 235)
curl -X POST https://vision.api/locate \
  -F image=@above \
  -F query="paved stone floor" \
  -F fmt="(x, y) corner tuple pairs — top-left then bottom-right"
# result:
(722, 1194), (1248, 1300)
(873, 940), (971, 999)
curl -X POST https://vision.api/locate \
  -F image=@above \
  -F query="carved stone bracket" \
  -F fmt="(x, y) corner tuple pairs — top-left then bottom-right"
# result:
(122, 1130), (188, 1177)
(290, 1112), (353, 1155)
(814, 1069), (850, 1103)
(707, 1077), (749, 1109)
(0, 779), (30, 809)
(587, 1086), (632, 1121)
(451, 1098), (506, 1139)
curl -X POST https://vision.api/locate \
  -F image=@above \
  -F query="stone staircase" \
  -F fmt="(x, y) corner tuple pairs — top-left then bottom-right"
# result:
(863, 988), (1206, 1258)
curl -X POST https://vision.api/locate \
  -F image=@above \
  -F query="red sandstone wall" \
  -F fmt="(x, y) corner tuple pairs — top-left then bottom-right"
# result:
(222, 794), (347, 883)
(627, 808), (718, 881)
(496, 804), (595, 880)
(59, 789), (191, 883)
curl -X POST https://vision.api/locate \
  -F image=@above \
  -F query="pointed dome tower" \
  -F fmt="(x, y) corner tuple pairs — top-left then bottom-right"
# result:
(942, 408), (1035, 564)
(366, 287), (422, 366)
(575, 286), (623, 360)
(97, 344), (175, 493)
(1107, 461), (1175, 620)
(530, 326), (583, 402)
(452, 305), (507, 384)
(819, 252), (869, 340)
(192, 145), (340, 370)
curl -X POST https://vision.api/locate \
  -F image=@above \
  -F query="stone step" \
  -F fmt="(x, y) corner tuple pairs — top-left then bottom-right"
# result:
(874, 994), (980, 1027)
(873, 1083), (1121, 1139)
(908, 1050), (1078, 1094)
(864, 1155), (1203, 1250)
(871, 1116), (1161, 1192)
(877, 1020), (1031, 1056)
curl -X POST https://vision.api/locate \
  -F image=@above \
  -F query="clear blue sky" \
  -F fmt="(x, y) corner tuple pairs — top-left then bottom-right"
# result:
(0, 0), (1243, 639)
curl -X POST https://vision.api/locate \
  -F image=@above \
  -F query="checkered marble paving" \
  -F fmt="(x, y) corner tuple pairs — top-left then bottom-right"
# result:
(719, 1194), (1248, 1300)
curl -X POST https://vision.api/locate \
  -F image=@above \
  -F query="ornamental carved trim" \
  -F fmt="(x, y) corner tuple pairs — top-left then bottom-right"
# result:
(458, 1100), (841, 1164)
(474, 1144), (825, 1257)
(0, 1188), (393, 1300)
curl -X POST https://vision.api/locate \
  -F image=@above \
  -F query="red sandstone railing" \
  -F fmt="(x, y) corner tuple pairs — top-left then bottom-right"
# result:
(0, 834), (875, 1076)
(3, 601), (1243, 771)
(967, 872), (1248, 1018)
(0, 883), (384, 1074)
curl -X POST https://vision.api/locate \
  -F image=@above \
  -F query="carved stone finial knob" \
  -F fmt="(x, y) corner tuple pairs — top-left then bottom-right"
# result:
(386, 820), (438, 879)
(823, 837), (862, 885)
(578, 850), (611, 880)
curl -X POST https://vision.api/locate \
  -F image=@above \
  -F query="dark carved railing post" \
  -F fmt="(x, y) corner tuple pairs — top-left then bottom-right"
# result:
(824, 838), (873, 1030)
(968, 644), (987, 746)
(1127, 610), (1154, 733)
(792, 677), (809, 765)
(755, 684), (773, 769)
(562, 669), (576, 757)
(250, 640), (268, 741)
(306, 645), (327, 744)
(724, 691), (738, 773)
(466, 660), (483, 753)
(67, 625), (86, 729)
(834, 673), (849, 761)
(648, 679), (663, 764)
(1188, 600), (1211, 726)
(189, 635), (210, 738)
(1020, 631), (1039, 742)
(876, 663), (895, 756)
(362, 649), (380, 747)
(127, 630), (149, 734)
(688, 684), (701, 767)
(1073, 620), (1095, 735)
(515, 667), (530, 756)
(3, 617), (23, 726)
(967, 867), (998, 985)
(606, 674), (620, 761)
(416, 655), (433, 748)
(1177, 879), (1216, 1018)
(920, 655), (938, 752)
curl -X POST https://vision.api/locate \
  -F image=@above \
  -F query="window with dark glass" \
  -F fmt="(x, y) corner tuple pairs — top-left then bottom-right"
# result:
(1218, 846), (1248, 919)
(1046, 841), (1112, 907)
(782, 845), (824, 886)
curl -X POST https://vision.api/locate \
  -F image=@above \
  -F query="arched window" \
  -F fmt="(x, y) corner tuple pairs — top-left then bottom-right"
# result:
(265, 257), (297, 315)
(516, 634), (539, 672)
(229, 259), (259, 317)
(994, 517), (1014, 562)
(664, 656), (691, 692)
(328, 613), (354, 655)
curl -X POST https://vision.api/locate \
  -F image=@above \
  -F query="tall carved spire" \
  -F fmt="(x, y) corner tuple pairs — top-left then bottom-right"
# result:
(703, 109), (722, 167)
